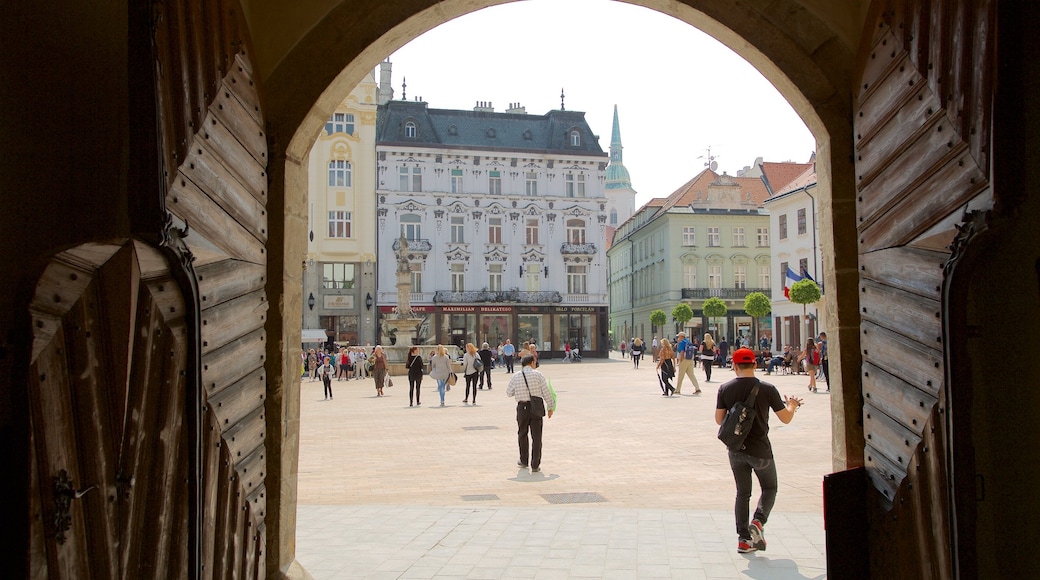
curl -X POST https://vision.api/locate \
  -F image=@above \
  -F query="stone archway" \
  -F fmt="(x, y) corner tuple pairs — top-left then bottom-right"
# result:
(253, 0), (864, 575)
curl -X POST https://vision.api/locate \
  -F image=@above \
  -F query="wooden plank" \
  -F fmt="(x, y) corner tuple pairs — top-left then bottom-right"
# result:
(254, 522), (267, 580)
(855, 82), (938, 182)
(212, 438), (236, 579)
(201, 289), (268, 356)
(856, 54), (922, 149)
(245, 485), (267, 528)
(926, 0), (947, 102)
(210, 86), (266, 171)
(200, 411), (222, 580)
(207, 367), (266, 434)
(860, 280), (942, 348)
(967, 0), (994, 174)
(227, 54), (261, 124)
(29, 431), (49, 580)
(203, 328), (267, 397)
(865, 440), (903, 506)
(858, 29), (902, 102)
(235, 444), (267, 501)
(168, 172), (266, 264)
(197, 259), (267, 309)
(223, 405), (266, 461)
(143, 277), (187, 327)
(203, 106), (266, 198)
(180, 137), (268, 239)
(864, 400), (921, 477)
(860, 246), (947, 299)
(863, 362), (937, 444)
(860, 321), (943, 397)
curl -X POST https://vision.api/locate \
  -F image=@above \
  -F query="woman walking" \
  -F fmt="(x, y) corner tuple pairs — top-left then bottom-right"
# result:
(462, 342), (481, 404)
(700, 333), (717, 382)
(631, 338), (644, 368)
(371, 345), (388, 397)
(802, 338), (821, 392)
(406, 345), (424, 407)
(656, 338), (676, 396)
(429, 344), (453, 406)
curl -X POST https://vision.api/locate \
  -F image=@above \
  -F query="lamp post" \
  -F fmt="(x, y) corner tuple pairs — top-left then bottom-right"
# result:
(365, 292), (373, 310)
(307, 293), (315, 310)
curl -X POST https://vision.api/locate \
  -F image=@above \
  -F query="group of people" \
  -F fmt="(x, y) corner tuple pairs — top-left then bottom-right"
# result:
(762, 332), (829, 392)
(303, 344), (391, 400)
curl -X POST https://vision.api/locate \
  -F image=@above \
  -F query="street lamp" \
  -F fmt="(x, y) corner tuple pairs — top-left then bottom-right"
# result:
(365, 292), (373, 310)
(307, 293), (315, 310)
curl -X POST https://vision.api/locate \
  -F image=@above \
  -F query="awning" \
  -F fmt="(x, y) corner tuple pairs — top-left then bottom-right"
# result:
(301, 329), (329, 343)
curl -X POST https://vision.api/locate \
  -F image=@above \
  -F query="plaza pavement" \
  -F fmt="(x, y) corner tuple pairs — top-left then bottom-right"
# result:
(295, 353), (833, 579)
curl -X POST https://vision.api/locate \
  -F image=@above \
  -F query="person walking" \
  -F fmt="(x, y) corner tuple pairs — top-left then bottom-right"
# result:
(336, 347), (349, 381)
(478, 342), (494, 389)
(656, 338), (676, 396)
(700, 333), (717, 382)
(502, 339), (516, 373)
(801, 338), (821, 392)
(428, 344), (453, 406)
(527, 343), (539, 368)
(371, 345), (388, 397)
(818, 332), (829, 389)
(462, 342), (480, 404)
(715, 348), (803, 554)
(307, 349), (318, 382)
(674, 331), (702, 395)
(631, 338), (644, 368)
(405, 345), (424, 407)
(620, 340), (627, 359)
(505, 354), (555, 473)
(651, 336), (660, 363)
(718, 336), (730, 368)
(320, 356), (334, 400)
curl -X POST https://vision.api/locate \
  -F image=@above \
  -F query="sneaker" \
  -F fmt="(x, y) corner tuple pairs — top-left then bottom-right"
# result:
(517, 461), (528, 468)
(531, 467), (541, 473)
(749, 520), (767, 551)
(737, 538), (757, 553)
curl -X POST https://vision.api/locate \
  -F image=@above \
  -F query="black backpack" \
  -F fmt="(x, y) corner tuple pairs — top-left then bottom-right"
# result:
(717, 383), (760, 452)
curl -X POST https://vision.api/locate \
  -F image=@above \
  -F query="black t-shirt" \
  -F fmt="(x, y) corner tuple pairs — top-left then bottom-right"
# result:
(716, 376), (785, 459)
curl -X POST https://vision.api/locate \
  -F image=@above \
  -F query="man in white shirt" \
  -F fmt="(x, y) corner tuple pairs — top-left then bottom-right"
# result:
(505, 354), (555, 473)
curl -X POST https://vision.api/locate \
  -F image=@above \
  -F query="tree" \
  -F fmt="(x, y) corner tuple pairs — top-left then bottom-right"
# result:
(671, 303), (694, 336)
(702, 297), (728, 338)
(789, 279), (822, 340)
(743, 292), (772, 346)
(649, 309), (667, 334)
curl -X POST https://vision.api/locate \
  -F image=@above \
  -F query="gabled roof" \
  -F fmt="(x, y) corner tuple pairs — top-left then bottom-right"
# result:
(375, 100), (607, 157)
(759, 159), (814, 196)
(775, 162), (817, 196)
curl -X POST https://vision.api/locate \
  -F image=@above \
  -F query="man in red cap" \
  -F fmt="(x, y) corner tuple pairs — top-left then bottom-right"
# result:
(715, 347), (803, 554)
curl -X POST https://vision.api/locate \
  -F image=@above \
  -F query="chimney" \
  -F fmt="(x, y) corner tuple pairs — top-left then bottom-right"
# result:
(377, 59), (394, 105)
(506, 102), (527, 114)
(473, 100), (495, 113)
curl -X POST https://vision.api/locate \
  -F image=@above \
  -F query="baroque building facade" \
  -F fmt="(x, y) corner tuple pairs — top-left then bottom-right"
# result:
(302, 71), (380, 347)
(374, 75), (617, 357)
(608, 170), (774, 346)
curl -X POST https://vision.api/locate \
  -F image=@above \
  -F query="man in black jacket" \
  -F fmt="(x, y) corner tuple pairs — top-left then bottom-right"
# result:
(478, 342), (494, 389)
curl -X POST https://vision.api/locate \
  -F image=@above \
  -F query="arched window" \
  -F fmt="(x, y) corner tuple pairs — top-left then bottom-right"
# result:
(570, 130), (581, 146)
(327, 159), (351, 187)
(566, 219), (586, 245)
(400, 214), (421, 241)
(405, 121), (417, 138)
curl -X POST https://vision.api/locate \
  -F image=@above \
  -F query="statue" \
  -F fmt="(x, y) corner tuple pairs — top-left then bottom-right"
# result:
(394, 233), (413, 319)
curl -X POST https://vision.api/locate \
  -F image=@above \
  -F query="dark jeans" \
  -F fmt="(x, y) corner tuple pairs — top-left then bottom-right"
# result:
(322, 375), (333, 399)
(765, 357), (784, 373)
(702, 359), (713, 381)
(409, 375), (422, 405)
(516, 401), (544, 469)
(465, 372), (479, 402)
(822, 358), (830, 384)
(728, 451), (778, 540)
(505, 354), (514, 373)
(479, 366), (492, 388)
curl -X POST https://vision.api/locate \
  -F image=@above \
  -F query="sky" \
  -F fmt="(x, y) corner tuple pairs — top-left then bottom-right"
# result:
(386, 0), (817, 209)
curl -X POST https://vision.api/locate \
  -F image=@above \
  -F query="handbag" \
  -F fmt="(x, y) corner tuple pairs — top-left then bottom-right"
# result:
(717, 382), (761, 452)
(447, 372), (457, 386)
(473, 357), (483, 371)
(521, 371), (546, 417)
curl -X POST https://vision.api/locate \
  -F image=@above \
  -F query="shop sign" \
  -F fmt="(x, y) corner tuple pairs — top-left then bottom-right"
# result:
(555, 306), (596, 313)
(480, 306), (513, 313)
(442, 306), (476, 313)
(324, 295), (354, 309)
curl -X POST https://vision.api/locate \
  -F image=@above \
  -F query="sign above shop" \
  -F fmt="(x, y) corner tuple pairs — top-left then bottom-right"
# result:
(324, 295), (354, 310)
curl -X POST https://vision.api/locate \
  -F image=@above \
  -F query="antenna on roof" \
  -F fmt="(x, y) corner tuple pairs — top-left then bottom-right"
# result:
(560, 88), (565, 111)
(698, 146), (719, 172)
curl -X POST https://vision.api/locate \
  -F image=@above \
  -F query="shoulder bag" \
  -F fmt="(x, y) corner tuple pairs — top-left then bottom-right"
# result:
(521, 371), (546, 417)
(717, 382), (760, 452)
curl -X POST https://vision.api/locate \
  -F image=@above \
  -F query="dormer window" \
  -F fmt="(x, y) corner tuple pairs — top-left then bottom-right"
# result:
(486, 128), (496, 138)
(448, 125), (458, 136)
(570, 130), (581, 146)
(405, 121), (417, 138)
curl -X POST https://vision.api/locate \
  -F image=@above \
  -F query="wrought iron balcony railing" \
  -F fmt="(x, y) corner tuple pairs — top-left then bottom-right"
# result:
(560, 243), (597, 255)
(392, 238), (432, 252)
(433, 290), (563, 304)
(681, 287), (772, 300)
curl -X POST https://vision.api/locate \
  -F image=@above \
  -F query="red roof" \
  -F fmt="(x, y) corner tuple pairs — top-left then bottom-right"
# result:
(759, 160), (814, 195)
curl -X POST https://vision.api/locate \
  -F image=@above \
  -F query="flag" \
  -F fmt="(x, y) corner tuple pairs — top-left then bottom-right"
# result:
(784, 266), (803, 299)
(802, 269), (815, 283)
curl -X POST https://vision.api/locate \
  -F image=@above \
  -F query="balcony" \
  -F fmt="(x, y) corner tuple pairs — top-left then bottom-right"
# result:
(560, 293), (608, 305)
(560, 243), (597, 255)
(433, 290), (563, 304)
(681, 288), (772, 300)
(392, 238), (432, 252)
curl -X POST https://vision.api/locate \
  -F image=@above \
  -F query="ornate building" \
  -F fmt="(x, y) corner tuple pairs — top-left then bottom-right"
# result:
(374, 68), (618, 357)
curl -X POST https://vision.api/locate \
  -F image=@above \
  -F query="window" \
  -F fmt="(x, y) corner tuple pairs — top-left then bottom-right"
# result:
(488, 171), (502, 195)
(778, 214), (788, 240)
(410, 263), (423, 293)
(708, 265), (722, 289)
(405, 121), (416, 138)
(398, 166), (421, 192)
(322, 263), (356, 289)
(324, 112), (354, 135)
(400, 214), (421, 241)
(799, 258), (809, 277)
(567, 265), (587, 294)
(488, 218), (502, 244)
(565, 173), (585, 197)
(733, 227), (745, 247)
(707, 227), (720, 247)
(780, 262), (788, 288)
(570, 130), (581, 146)
(450, 216), (465, 243)
(525, 172), (538, 195)
(451, 169), (463, 194)
(734, 264), (747, 289)
(797, 208), (807, 235)
(328, 211), (351, 238)
(451, 263), (465, 292)
(757, 227), (769, 247)
(566, 219), (586, 245)
(684, 264), (697, 288)
(525, 263), (541, 291)
(682, 226), (696, 246)
(610, 209), (618, 225)
(328, 159), (351, 187)
(759, 267), (770, 289)
(489, 264), (503, 291)
(525, 219), (539, 245)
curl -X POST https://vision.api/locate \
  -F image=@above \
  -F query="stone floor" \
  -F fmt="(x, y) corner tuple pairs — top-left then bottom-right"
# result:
(295, 354), (834, 579)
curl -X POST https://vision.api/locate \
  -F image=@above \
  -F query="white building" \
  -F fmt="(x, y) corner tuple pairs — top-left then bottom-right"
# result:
(374, 68), (619, 357)
(761, 159), (824, 351)
(302, 71), (380, 347)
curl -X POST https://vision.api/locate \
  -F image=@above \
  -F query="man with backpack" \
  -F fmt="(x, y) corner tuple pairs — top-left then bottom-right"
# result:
(674, 332), (702, 395)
